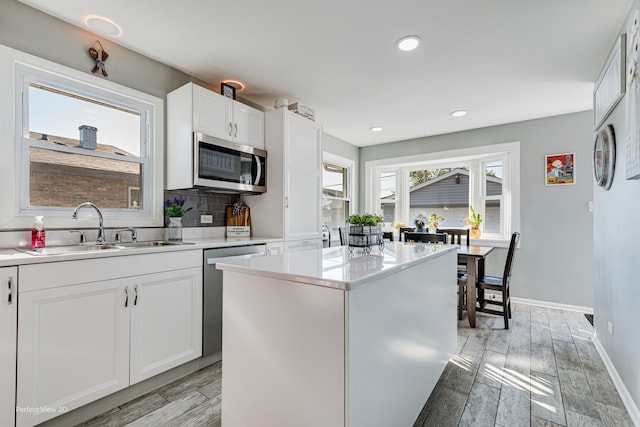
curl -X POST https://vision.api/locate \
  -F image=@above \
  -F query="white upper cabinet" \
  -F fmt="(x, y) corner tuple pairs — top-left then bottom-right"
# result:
(169, 82), (264, 150)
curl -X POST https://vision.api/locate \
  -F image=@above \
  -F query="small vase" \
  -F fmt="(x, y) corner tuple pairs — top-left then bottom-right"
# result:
(415, 225), (425, 233)
(168, 216), (183, 241)
(470, 227), (481, 239)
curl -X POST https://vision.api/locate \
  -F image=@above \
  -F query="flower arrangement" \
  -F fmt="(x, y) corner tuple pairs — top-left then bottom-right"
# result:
(347, 213), (383, 226)
(462, 205), (482, 228)
(164, 197), (192, 217)
(428, 213), (444, 231)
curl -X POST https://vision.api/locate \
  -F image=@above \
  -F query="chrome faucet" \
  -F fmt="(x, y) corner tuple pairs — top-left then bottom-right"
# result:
(72, 202), (106, 243)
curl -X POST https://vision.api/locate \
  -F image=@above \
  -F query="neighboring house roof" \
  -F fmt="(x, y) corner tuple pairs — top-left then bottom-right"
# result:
(29, 132), (139, 175)
(380, 168), (502, 207)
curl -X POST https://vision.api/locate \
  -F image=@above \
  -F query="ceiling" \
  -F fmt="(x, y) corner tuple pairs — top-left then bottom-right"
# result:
(18, 0), (633, 147)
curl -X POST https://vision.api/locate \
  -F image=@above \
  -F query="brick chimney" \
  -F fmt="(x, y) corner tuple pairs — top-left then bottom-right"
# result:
(79, 125), (97, 150)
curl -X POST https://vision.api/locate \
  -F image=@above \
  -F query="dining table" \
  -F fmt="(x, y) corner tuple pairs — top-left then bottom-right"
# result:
(457, 245), (494, 328)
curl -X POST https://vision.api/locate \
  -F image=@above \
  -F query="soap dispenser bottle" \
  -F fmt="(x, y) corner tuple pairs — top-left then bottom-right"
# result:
(31, 215), (46, 249)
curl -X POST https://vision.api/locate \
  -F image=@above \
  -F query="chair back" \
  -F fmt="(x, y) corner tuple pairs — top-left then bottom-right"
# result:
(338, 227), (348, 246)
(398, 227), (415, 242)
(436, 228), (470, 246)
(502, 232), (520, 285)
(404, 232), (448, 243)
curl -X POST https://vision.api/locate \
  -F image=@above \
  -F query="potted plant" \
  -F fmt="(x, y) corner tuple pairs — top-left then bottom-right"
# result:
(462, 205), (482, 238)
(413, 214), (427, 232)
(427, 213), (444, 233)
(347, 213), (384, 251)
(164, 197), (192, 240)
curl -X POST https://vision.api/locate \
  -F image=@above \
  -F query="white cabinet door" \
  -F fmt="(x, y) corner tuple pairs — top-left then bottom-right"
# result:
(129, 267), (202, 384)
(284, 112), (322, 241)
(0, 267), (17, 427)
(17, 279), (130, 427)
(192, 83), (233, 140)
(233, 102), (265, 149)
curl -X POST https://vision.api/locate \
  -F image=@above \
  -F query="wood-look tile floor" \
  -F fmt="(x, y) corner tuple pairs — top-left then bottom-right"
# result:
(79, 303), (633, 427)
(413, 303), (634, 427)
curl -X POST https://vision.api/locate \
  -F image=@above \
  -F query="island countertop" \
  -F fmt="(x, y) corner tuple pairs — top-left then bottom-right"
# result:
(215, 242), (457, 290)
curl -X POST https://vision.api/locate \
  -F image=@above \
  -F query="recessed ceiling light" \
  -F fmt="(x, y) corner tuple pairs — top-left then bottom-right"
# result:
(370, 126), (383, 132)
(85, 16), (122, 36)
(222, 80), (245, 91)
(396, 36), (421, 52)
(450, 110), (468, 117)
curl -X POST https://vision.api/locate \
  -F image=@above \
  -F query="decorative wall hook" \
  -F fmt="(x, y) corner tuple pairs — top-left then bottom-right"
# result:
(89, 41), (109, 77)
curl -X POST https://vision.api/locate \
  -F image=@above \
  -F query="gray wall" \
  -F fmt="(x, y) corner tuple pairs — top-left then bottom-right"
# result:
(593, 4), (640, 415)
(360, 112), (595, 309)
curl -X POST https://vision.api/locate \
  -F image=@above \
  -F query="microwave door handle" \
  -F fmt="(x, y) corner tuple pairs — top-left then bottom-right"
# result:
(254, 155), (262, 185)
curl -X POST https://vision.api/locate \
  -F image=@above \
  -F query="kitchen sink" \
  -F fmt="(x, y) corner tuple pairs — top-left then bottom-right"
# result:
(16, 244), (123, 256)
(16, 241), (194, 256)
(116, 240), (195, 248)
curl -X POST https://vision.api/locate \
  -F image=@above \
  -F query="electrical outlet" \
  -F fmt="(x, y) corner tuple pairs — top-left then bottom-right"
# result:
(608, 321), (614, 335)
(588, 201), (594, 212)
(200, 215), (213, 224)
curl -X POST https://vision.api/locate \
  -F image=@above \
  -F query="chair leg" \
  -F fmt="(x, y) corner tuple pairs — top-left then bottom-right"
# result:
(503, 289), (509, 329)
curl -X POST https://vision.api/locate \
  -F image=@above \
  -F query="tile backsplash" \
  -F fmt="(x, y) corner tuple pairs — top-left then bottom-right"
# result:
(163, 190), (238, 227)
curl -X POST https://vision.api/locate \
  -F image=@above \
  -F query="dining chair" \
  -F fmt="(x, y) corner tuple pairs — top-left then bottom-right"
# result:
(398, 227), (415, 242)
(338, 227), (348, 246)
(457, 232), (520, 329)
(404, 232), (448, 243)
(436, 228), (470, 246)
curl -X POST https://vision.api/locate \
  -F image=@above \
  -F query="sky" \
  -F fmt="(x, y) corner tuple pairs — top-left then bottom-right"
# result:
(29, 85), (141, 156)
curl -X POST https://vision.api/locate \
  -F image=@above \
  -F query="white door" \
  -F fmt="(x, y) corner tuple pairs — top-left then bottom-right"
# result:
(0, 267), (17, 427)
(233, 102), (265, 149)
(16, 279), (130, 427)
(193, 84), (233, 140)
(129, 267), (202, 384)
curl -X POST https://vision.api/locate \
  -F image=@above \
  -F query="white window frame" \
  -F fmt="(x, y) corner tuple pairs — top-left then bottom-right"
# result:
(0, 44), (164, 229)
(365, 142), (520, 246)
(322, 152), (356, 216)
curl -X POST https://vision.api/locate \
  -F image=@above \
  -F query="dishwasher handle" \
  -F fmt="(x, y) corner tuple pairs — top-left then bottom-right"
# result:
(207, 252), (265, 265)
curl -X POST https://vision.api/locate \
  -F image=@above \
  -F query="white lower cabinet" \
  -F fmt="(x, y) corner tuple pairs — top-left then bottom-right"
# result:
(16, 251), (202, 427)
(0, 267), (17, 427)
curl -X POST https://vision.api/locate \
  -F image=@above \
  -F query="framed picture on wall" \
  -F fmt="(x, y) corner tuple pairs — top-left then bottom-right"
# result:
(545, 153), (575, 186)
(593, 33), (626, 130)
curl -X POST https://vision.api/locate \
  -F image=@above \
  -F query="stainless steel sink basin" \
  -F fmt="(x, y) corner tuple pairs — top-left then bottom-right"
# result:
(16, 240), (194, 256)
(17, 244), (123, 256)
(116, 240), (195, 248)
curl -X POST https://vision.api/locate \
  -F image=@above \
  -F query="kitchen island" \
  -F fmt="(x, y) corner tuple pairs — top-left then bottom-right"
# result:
(217, 242), (457, 427)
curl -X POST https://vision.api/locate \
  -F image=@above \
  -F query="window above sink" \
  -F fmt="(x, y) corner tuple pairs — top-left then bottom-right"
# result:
(0, 44), (164, 230)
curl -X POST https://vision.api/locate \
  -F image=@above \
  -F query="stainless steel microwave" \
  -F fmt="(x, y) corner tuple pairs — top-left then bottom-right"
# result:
(192, 132), (267, 194)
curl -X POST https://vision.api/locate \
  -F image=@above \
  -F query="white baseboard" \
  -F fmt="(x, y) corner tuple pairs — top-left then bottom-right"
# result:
(593, 334), (640, 426)
(511, 296), (593, 314)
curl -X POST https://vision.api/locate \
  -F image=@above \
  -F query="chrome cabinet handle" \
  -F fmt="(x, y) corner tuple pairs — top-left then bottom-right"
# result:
(233, 123), (238, 137)
(124, 287), (129, 308)
(267, 248), (272, 255)
(134, 285), (139, 306)
(7, 277), (13, 305)
(228, 122), (233, 136)
(285, 197), (289, 208)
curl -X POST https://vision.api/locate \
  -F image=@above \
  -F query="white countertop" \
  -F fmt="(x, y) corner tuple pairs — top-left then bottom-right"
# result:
(216, 242), (457, 290)
(0, 236), (281, 267)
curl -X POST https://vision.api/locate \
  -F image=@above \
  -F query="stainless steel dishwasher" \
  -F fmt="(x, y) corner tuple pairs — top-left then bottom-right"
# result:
(203, 244), (267, 358)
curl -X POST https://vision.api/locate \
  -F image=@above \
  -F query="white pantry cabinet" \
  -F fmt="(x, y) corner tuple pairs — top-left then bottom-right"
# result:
(245, 108), (322, 244)
(168, 82), (264, 149)
(0, 267), (17, 427)
(16, 250), (202, 427)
